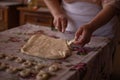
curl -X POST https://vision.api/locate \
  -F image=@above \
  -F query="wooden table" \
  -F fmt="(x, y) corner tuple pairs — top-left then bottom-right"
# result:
(0, 24), (113, 80)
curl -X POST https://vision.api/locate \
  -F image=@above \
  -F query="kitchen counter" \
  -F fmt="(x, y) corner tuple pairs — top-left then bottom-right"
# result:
(0, 24), (113, 80)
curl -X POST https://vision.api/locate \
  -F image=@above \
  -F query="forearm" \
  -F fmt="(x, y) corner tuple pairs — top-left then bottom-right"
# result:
(44, 0), (64, 17)
(88, 5), (116, 32)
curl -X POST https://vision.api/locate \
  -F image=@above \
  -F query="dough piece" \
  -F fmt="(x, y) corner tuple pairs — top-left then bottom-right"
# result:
(21, 60), (33, 68)
(15, 57), (25, 63)
(66, 39), (82, 50)
(31, 63), (45, 73)
(0, 63), (8, 70)
(21, 34), (71, 59)
(36, 70), (50, 80)
(0, 53), (6, 59)
(6, 67), (18, 73)
(29, 59), (37, 65)
(66, 39), (74, 46)
(48, 64), (60, 72)
(15, 67), (24, 71)
(19, 69), (31, 77)
(34, 64), (44, 70)
(5, 55), (16, 61)
(66, 39), (75, 49)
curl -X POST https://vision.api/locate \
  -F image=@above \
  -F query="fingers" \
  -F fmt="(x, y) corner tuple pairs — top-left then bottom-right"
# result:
(53, 15), (67, 32)
(74, 28), (85, 47)
(61, 17), (67, 32)
(75, 28), (82, 41)
(78, 31), (90, 47)
(74, 27), (91, 47)
(54, 18), (62, 32)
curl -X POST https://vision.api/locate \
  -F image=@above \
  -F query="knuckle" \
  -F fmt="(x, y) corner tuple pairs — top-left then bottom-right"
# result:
(60, 16), (66, 20)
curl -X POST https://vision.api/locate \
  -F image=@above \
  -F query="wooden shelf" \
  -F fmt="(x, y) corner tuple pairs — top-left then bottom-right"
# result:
(0, 2), (22, 31)
(18, 7), (53, 27)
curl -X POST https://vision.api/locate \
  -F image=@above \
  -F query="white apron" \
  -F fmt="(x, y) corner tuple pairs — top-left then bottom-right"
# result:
(62, 1), (118, 38)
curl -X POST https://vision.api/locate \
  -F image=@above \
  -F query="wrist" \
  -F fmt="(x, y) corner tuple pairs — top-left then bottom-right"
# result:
(51, 7), (65, 18)
(53, 11), (65, 18)
(86, 22), (99, 33)
(83, 23), (95, 34)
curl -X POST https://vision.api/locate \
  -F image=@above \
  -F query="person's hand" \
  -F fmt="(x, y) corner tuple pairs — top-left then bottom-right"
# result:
(74, 24), (94, 47)
(53, 13), (68, 32)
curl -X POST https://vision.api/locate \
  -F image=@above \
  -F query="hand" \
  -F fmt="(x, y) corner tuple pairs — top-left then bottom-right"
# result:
(74, 24), (94, 47)
(53, 13), (68, 32)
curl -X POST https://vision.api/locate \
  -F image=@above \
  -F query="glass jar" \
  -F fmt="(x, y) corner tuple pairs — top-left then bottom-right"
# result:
(27, 0), (38, 9)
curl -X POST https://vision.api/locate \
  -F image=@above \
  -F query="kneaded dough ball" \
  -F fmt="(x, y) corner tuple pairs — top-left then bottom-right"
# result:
(15, 57), (25, 63)
(0, 53), (6, 59)
(32, 64), (44, 74)
(37, 63), (45, 68)
(19, 69), (31, 77)
(0, 63), (8, 70)
(31, 63), (44, 74)
(21, 60), (33, 68)
(48, 64), (60, 72)
(14, 67), (25, 72)
(30, 60), (37, 65)
(34, 65), (44, 71)
(36, 70), (50, 80)
(6, 67), (18, 73)
(5, 55), (16, 61)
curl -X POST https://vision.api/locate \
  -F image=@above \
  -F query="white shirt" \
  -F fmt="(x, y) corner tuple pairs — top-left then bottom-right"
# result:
(62, 0), (118, 38)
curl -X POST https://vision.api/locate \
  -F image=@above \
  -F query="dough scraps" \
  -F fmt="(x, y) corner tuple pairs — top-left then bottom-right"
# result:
(21, 34), (71, 59)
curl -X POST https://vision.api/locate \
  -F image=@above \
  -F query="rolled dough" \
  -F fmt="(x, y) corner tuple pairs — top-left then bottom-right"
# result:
(21, 34), (71, 59)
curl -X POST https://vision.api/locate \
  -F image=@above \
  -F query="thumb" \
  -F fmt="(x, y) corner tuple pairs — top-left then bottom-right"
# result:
(75, 28), (83, 41)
